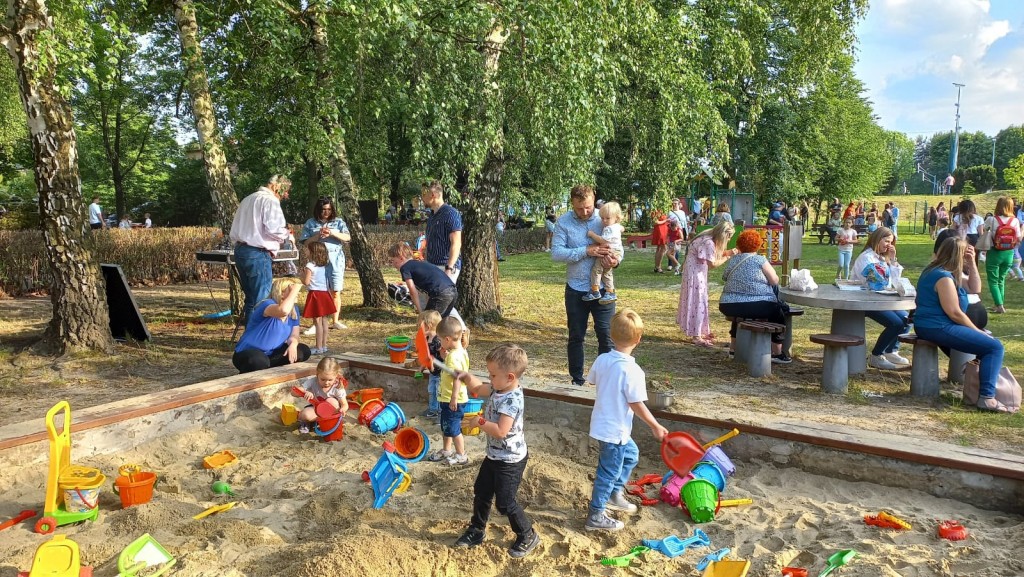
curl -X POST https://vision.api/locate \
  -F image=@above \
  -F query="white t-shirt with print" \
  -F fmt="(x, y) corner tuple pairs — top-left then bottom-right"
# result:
(836, 228), (857, 253)
(89, 202), (103, 225)
(484, 386), (527, 463)
(602, 223), (624, 255)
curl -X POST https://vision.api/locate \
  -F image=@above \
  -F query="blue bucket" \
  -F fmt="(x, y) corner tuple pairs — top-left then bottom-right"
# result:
(691, 460), (727, 493)
(369, 402), (407, 434)
(464, 398), (484, 414)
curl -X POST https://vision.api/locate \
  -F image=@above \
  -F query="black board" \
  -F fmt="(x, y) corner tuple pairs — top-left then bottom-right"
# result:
(101, 263), (151, 342)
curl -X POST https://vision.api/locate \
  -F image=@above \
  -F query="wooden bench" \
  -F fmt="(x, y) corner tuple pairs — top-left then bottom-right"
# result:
(898, 334), (940, 397)
(738, 321), (786, 378)
(627, 233), (653, 249)
(809, 334), (865, 394)
(811, 224), (868, 244)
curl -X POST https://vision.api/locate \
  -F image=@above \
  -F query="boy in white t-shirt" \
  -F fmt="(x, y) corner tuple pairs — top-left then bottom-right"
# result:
(584, 309), (668, 532)
(583, 201), (625, 304)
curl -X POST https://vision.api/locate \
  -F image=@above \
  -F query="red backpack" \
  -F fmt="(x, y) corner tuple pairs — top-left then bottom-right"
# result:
(993, 216), (1019, 251)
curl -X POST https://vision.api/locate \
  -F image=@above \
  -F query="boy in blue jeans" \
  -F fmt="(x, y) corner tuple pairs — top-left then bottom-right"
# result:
(417, 309), (443, 419)
(585, 309), (669, 531)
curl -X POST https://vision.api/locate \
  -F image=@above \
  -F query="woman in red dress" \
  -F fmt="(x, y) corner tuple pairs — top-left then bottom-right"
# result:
(651, 209), (670, 273)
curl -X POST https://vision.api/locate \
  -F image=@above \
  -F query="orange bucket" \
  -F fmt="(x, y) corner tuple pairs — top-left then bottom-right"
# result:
(113, 471), (157, 508)
(347, 388), (384, 411)
(386, 336), (411, 364)
(315, 402), (344, 442)
(358, 398), (387, 426)
(393, 427), (429, 462)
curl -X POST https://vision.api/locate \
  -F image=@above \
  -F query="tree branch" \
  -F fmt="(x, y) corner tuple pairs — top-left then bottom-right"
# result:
(123, 118), (154, 175)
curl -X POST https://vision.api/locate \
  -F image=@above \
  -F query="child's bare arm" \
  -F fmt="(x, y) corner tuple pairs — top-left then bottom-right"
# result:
(587, 230), (608, 245)
(480, 413), (514, 439)
(454, 370), (487, 397)
(628, 401), (669, 441)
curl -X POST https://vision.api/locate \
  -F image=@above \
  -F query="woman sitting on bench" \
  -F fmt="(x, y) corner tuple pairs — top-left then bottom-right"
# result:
(718, 229), (791, 364)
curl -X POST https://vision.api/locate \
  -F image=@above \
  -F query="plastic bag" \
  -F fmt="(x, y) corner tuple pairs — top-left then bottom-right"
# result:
(788, 268), (818, 292)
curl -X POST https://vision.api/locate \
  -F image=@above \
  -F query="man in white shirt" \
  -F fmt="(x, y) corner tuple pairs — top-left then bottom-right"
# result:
(144, 213), (152, 228)
(88, 196), (106, 230)
(229, 174), (293, 321)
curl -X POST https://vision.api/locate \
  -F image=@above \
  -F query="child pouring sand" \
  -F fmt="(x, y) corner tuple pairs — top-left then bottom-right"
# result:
(292, 357), (346, 434)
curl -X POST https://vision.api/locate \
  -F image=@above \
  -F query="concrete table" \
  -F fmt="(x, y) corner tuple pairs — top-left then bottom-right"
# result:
(780, 285), (916, 375)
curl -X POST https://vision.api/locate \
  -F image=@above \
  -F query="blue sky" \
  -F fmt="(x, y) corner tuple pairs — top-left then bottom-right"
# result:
(854, 0), (1024, 137)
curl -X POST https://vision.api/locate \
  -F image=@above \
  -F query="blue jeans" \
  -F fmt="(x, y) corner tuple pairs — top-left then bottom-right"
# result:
(233, 243), (273, 322)
(565, 285), (615, 386)
(589, 439), (639, 515)
(440, 402), (466, 438)
(916, 325), (1004, 399)
(865, 310), (909, 356)
(838, 250), (852, 279)
(427, 374), (441, 413)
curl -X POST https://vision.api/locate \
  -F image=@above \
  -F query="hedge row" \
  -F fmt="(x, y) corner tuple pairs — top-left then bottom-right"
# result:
(0, 224), (547, 297)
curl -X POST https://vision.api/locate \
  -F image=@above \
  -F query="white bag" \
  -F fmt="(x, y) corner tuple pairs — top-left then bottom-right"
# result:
(788, 268), (818, 292)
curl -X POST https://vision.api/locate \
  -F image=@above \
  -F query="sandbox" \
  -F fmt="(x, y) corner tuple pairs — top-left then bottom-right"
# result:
(0, 355), (1022, 576)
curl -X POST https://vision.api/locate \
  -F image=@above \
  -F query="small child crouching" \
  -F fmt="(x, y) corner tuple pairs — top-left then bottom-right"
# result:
(585, 309), (669, 531)
(293, 357), (346, 434)
(417, 310), (444, 419)
(452, 344), (540, 558)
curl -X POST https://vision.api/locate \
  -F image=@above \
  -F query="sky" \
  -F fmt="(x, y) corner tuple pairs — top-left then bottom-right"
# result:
(854, 0), (1024, 138)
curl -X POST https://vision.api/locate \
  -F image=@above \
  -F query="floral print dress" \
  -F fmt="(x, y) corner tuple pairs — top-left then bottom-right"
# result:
(677, 235), (717, 338)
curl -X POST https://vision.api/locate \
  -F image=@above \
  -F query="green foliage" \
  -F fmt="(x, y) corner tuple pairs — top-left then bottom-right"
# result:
(994, 126), (1024, 188)
(1005, 153), (1024, 191)
(962, 165), (997, 193)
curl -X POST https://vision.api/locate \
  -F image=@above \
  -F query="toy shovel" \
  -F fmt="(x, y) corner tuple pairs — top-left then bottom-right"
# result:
(414, 322), (456, 376)
(193, 501), (237, 520)
(702, 428), (740, 450)
(661, 431), (705, 476)
(818, 549), (857, 577)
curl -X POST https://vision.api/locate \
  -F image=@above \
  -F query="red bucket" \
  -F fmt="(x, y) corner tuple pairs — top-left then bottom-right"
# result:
(315, 402), (344, 442)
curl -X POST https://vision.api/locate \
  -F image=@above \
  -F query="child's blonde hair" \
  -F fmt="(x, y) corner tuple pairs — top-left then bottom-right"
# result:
(599, 201), (622, 223)
(486, 343), (528, 377)
(418, 309), (442, 331)
(268, 277), (303, 320)
(437, 316), (464, 341)
(317, 356), (343, 379)
(610, 308), (644, 345)
(388, 242), (414, 260)
(306, 241), (330, 267)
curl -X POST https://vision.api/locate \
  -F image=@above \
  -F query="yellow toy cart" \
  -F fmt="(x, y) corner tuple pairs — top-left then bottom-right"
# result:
(35, 402), (104, 534)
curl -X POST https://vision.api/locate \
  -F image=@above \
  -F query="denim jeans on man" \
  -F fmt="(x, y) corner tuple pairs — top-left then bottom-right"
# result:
(233, 243), (273, 322)
(470, 455), (532, 537)
(589, 439), (639, 515)
(565, 285), (615, 386)
(427, 374), (441, 414)
(865, 310), (909, 355)
(916, 324), (1004, 398)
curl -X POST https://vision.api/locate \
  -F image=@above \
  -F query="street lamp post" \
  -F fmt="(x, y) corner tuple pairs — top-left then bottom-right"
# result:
(949, 83), (965, 175)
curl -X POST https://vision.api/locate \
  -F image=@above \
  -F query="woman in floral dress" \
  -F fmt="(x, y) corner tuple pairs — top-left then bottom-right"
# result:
(677, 221), (738, 347)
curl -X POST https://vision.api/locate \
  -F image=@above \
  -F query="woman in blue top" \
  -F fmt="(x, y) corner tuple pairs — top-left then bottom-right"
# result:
(233, 277), (312, 373)
(915, 238), (1008, 412)
(299, 197), (351, 330)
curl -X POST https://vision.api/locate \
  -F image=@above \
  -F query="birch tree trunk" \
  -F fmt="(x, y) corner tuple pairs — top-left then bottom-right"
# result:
(2, 0), (114, 354)
(172, 0), (237, 234)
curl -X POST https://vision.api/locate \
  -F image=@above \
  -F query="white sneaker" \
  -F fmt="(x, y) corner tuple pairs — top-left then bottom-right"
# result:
(883, 352), (911, 366)
(446, 453), (469, 466)
(979, 252), (987, 262)
(606, 490), (638, 514)
(331, 321), (348, 330)
(869, 355), (899, 370)
(303, 326), (317, 336)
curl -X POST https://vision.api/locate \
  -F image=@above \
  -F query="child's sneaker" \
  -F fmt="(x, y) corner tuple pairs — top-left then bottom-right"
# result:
(447, 452), (469, 466)
(581, 291), (601, 302)
(298, 423), (311, 434)
(427, 449), (454, 462)
(605, 490), (638, 514)
(585, 511), (624, 532)
(979, 251), (987, 262)
(508, 529), (541, 558)
(598, 293), (617, 305)
(303, 326), (317, 336)
(419, 408), (440, 418)
(454, 526), (485, 548)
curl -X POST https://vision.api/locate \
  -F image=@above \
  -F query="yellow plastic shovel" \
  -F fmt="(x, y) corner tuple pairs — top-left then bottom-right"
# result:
(702, 428), (740, 450)
(193, 501), (237, 520)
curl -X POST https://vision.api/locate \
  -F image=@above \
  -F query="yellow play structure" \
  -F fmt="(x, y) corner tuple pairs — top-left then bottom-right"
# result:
(35, 402), (104, 534)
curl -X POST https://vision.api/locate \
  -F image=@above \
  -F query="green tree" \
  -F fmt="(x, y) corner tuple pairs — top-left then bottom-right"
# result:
(1005, 153), (1024, 191)
(993, 126), (1024, 188)
(962, 165), (997, 193)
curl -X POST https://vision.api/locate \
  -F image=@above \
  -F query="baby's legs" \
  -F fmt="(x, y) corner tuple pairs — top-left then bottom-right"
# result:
(453, 433), (466, 456)
(589, 262), (606, 293)
(602, 268), (615, 294)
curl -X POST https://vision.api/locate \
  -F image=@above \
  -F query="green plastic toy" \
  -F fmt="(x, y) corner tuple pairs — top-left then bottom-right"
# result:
(601, 545), (650, 567)
(211, 481), (235, 496)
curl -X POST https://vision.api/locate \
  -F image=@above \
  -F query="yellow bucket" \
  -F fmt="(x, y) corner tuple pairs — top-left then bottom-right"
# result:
(58, 466), (106, 514)
(280, 404), (298, 426)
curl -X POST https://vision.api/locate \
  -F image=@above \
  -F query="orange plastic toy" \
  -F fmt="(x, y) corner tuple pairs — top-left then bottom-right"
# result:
(625, 474), (662, 506)
(113, 465), (157, 508)
(661, 431), (705, 477)
(938, 520), (968, 540)
(202, 450), (238, 469)
(358, 398), (387, 426)
(864, 510), (912, 530)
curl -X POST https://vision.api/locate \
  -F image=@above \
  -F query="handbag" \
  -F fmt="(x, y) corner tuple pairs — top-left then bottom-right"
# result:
(975, 218), (994, 251)
(962, 360), (1021, 412)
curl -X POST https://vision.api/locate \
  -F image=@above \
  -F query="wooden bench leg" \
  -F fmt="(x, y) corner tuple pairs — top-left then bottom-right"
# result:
(735, 327), (751, 365)
(821, 345), (849, 394)
(947, 349), (975, 385)
(910, 342), (940, 397)
(747, 332), (772, 378)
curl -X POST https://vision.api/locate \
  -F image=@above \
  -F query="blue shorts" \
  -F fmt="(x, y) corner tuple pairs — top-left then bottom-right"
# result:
(439, 402), (466, 438)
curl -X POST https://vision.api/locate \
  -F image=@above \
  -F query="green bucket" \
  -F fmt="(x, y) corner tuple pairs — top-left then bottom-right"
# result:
(681, 478), (719, 523)
(386, 335), (411, 351)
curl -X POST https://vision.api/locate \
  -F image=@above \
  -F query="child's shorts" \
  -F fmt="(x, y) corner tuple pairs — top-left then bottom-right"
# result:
(439, 402), (467, 438)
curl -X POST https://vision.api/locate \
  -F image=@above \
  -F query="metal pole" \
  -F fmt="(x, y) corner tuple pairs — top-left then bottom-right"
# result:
(992, 135), (996, 167)
(949, 83), (965, 175)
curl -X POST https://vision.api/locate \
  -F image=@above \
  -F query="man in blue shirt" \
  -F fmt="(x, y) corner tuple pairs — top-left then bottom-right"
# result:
(552, 184), (620, 386)
(421, 180), (463, 281)
(767, 203), (785, 226)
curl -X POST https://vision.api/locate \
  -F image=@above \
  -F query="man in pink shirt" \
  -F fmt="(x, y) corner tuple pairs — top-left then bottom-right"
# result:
(229, 174), (293, 321)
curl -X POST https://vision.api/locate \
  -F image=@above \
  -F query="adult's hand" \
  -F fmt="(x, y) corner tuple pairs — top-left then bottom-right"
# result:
(286, 340), (298, 364)
(602, 254), (619, 268)
(587, 245), (610, 258)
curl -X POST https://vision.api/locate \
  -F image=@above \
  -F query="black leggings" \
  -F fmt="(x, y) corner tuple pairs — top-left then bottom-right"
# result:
(720, 300), (787, 343)
(232, 341), (311, 373)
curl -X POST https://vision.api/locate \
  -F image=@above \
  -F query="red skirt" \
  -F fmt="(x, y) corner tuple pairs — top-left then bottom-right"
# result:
(651, 222), (669, 245)
(303, 290), (337, 318)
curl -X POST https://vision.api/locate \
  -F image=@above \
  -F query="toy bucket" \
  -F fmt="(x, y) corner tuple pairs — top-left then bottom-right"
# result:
(681, 479), (719, 523)
(659, 472), (694, 507)
(358, 398), (387, 426)
(280, 404), (298, 426)
(703, 445), (736, 477)
(394, 427), (430, 463)
(315, 402), (344, 442)
(691, 461), (727, 493)
(386, 336), (411, 363)
(113, 471), (158, 508)
(369, 402), (406, 434)
(461, 413), (481, 436)
(58, 466), (106, 514)
(347, 388), (383, 411)
(464, 398), (484, 413)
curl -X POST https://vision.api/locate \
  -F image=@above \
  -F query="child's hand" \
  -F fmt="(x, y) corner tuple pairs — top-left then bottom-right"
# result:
(449, 398), (458, 411)
(651, 423), (669, 442)
(304, 391), (315, 401)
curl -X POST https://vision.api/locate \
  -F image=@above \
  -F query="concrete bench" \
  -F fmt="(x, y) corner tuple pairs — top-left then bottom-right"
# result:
(782, 307), (804, 358)
(898, 334), (940, 397)
(738, 321), (786, 378)
(809, 334), (865, 394)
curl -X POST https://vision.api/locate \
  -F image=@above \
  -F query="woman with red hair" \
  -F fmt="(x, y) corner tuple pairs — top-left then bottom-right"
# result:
(718, 229), (791, 363)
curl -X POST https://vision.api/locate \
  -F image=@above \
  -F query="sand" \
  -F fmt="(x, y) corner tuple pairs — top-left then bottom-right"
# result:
(1, 401), (1022, 577)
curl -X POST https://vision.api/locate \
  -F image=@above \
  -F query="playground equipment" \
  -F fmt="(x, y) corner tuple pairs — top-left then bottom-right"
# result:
(193, 501), (237, 520)
(661, 431), (705, 476)
(601, 545), (650, 567)
(938, 520), (968, 541)
(696, 548), (733, 572)
(368, 402), (406, 435)
(368, 450), (411, 509)
(314, 400), (345, 441)
(624, 473), (662, 506)
(280, 404), (298, 425)
(35, 402), (103, 534)
(691, 461), (727, 492)
(701, 559), (750, 577)
(392, 427), (430, 463)
(117, 533), (176, 577)
(347, 388), (383, 411)
(0, 509), (37, 531)
(211, 481), (236, 497)
(681, 479), (720, 523)
(112, 465), (157, 508)
(818, 550), (857, 577)
(642, 529), (710, 558)
(357, 398), (387, 426)
(17, 534), (93, 577)
(864, 510), (911, 530)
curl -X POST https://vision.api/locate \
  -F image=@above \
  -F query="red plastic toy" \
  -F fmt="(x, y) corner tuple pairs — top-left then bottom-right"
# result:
(625, 474), (662, 506)
(781, 568), (807, 577)
(938, 520), (969, 541)
(864, 511), (911, 530)
(0, 510), (37, 532)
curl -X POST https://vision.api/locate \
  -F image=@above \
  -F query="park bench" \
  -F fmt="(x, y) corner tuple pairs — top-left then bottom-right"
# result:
(811, 224), (868, 244)
(809, 334), (864, 394)
(627, 233), (653, 249)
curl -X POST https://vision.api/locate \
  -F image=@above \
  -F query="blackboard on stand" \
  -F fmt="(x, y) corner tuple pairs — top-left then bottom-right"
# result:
(101, 263), (151, 342)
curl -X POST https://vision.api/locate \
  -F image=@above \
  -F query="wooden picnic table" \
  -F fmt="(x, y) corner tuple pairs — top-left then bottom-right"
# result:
(780, 285), (916, 375)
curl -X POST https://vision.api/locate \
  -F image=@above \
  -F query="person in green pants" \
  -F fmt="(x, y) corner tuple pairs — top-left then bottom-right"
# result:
(984, 196), (1022, 314)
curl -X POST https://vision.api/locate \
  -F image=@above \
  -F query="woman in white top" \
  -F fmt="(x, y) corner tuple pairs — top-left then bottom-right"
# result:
(983, 196), (1022, 314)
(852, 228), (910, 370)
(953, 199), (985, 250)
